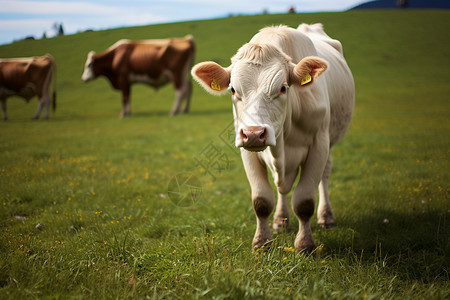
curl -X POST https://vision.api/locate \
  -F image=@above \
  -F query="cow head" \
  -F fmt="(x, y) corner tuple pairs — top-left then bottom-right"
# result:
(81, 51), (96, 82)
(192, 43), (327, 152)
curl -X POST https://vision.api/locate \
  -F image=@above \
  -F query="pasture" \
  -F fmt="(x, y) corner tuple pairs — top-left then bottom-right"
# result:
(0, 10), (449, 299)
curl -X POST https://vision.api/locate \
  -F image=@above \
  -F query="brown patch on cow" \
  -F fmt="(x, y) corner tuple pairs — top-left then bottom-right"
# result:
(253, 197), (273, 218)
(294, 199), (314, 220)
(0, 54), (56, 120)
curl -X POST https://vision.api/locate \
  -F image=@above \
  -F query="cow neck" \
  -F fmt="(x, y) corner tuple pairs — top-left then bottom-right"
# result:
(93, 51), (117, 87)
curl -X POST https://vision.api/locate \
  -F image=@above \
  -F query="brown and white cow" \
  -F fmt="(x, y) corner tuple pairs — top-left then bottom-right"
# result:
(82, 35), (195, 117)
(192, 24), (354, 253)
(0, 54), (56, 120)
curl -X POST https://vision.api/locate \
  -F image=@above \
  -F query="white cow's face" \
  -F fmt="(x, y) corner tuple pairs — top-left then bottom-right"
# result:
(230, 59), (289, 151)
(191, 43), (327, 152)
(81, 51), (96, 82)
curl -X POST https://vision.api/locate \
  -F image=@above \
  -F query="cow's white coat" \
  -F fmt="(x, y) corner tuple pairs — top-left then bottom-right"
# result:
(192, 24), (354, 252)
(81, 51), (95, 82)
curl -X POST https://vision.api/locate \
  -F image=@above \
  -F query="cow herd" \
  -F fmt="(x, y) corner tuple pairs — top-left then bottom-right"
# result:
(0, 35), (195, 120)
(1, 24), (355, 253)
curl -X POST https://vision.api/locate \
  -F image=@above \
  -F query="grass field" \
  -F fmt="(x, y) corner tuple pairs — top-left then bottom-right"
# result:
(1, 10), (449, 299)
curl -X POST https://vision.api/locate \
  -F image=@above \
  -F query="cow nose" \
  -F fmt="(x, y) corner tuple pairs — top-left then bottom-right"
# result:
(240, 126), (267, 148)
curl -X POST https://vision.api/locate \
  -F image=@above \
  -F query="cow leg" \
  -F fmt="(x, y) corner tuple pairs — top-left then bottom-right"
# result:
(1, 99), (7, 121)
(41, 93), (51, 120)
(32, 96), (46, 120)
(182, 81), (192, 114)
(170, 88), (183, 116)
(273, 170), (298, 232)
(292, 182), (316, 253)
(120, 88), (131, 118)
(273, 192), (289, 233)
(291, 136), (329, 253)
(241, 151), (275, 250)
(317, 153), (335, 228)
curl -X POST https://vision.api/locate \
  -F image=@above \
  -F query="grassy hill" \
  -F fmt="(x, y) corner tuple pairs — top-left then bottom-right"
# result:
(0, 10), (449, 299)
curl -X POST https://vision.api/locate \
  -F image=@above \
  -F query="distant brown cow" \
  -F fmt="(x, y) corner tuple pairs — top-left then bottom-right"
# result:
(0, 54), (56, 120)
(82, 35), (195, 117)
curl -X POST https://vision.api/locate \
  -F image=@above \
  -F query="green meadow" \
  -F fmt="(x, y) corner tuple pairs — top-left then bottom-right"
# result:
(0, 10), (449, 299)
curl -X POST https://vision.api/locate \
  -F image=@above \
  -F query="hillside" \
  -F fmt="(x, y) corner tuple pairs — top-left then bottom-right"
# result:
(0, 10), (448, 119)
(353, 0), (450, 9)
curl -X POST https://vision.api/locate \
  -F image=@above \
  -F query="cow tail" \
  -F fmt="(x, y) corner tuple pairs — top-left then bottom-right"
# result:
(187, 35), (196, 76)
(51, 57), (57, 112)
(189, 35), (195, 68)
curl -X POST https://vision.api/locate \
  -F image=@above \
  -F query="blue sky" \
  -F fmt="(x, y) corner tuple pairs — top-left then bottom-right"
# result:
(0, 0), (368, 45)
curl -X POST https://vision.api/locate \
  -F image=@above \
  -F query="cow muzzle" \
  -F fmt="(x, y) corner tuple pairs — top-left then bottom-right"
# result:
(81, 73), (92, 82)
(238, 126), (272, 152)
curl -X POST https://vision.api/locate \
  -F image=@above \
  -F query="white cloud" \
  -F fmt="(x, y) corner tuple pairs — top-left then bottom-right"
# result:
(0, 19), (52, 31)
(0, 19), (53, 42)
(0, 0), (120, 15)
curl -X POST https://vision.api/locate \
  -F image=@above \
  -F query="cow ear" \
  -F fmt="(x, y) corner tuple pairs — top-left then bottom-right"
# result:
(291, 56), (328, 87)
(191, 61), (230, 95)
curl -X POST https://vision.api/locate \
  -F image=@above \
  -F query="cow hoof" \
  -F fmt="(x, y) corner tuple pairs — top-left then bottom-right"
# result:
(252, 239), (272, 251)
(295, 241), (316, 255)
(318, 221), (336, 229)
(273, 217), (289, 233)
(317, 212), (335, 229)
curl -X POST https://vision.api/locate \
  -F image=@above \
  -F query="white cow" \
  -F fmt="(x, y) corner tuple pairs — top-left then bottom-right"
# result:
(192, 24), (354, 253)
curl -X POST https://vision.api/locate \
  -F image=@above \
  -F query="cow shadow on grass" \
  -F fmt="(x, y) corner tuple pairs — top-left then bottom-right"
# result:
(271, 201), (448, 282)
(308, 206), (449, 282)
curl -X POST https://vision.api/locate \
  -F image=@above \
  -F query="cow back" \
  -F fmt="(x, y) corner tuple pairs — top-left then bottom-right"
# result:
(105, 38), (192, 78)
(0, 56), (52, 91)
(126, 43), (167, 77)
(302, 26), (355, 146)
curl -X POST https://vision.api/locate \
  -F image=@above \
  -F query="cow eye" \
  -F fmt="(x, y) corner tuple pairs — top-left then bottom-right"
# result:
(230, 87), (236, 94)
(278, 85), (287, 97)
